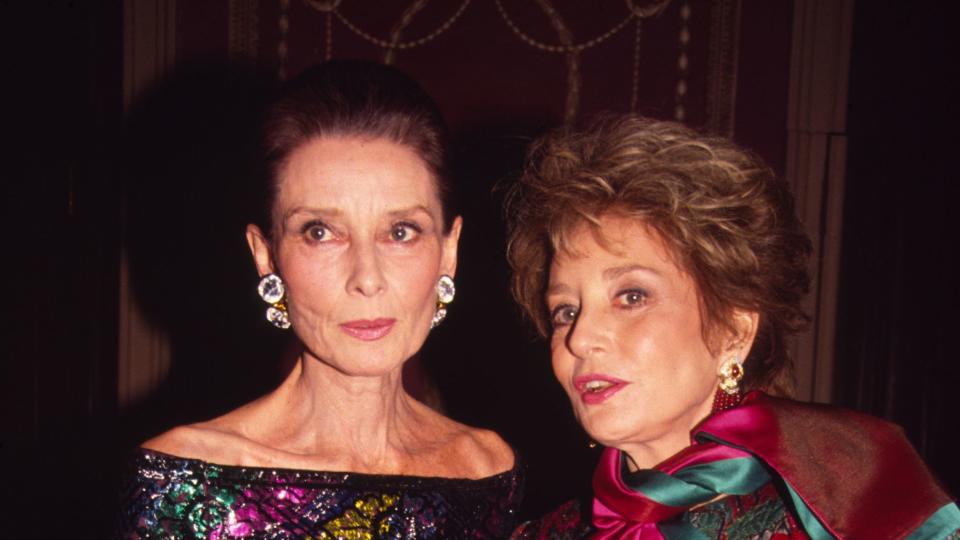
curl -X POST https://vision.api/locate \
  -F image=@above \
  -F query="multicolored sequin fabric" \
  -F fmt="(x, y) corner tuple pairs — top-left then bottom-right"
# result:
(119, 449), (521, 539)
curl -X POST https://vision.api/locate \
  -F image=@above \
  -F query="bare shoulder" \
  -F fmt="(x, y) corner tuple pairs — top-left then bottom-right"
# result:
(464, 426), (516, 475)
(140, 409), (253, 464)
(437, 418), (515, 478)
(141, 424), (220, 460)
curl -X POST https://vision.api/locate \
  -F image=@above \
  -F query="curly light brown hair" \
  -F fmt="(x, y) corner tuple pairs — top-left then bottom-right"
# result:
(505, 115), (812, 394)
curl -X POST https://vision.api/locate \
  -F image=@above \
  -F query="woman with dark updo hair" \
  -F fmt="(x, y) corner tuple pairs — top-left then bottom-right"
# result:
(506, 115), (958, 539)
(118, 61), (520, 539)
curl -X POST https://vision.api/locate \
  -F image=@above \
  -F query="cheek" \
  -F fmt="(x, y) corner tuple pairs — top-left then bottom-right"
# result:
(550, 338), (574, 386)
(394, 259), (436, 294)
(286, 268), (338, 320)
(275, 246), (341, 309)
(617, 317), (656, 359)
(618, 312), (712, 381)
(650, 313), (718, 385)
(383, 247), (442, 306)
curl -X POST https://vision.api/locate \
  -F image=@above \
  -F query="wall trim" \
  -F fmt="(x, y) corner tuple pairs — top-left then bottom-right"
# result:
(785, 0), (854, 403)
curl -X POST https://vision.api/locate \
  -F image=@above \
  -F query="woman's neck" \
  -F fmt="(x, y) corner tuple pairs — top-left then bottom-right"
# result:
(620, 434), (691, 472)
(619, 400), (715, 471)
(246, 354), (440, 472)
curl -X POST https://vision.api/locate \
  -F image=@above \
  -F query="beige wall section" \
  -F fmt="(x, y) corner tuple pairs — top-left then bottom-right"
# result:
(785, 0), (854, 403)
(118, 0), (177, 409)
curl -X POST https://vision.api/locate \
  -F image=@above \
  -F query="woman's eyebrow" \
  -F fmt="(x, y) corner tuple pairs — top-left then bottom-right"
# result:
(602, 264), (661, 281)
(283, 206), (342, 222)
(546, 282), (574, 296)
(385, 205), (433, 219)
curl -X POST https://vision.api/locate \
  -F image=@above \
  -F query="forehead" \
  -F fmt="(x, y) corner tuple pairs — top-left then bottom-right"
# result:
(276, 136), (439, 211)
(551, 214), (680, 274)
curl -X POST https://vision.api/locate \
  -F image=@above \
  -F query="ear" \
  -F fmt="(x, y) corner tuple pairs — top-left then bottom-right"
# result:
(439, 216), (463, 278)
(246, 223), (276, 277)
(723, 309), (760, 364)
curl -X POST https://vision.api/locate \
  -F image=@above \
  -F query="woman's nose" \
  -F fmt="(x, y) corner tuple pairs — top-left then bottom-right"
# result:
(346, 240), (386, 297)
(566, 308), (609, 359)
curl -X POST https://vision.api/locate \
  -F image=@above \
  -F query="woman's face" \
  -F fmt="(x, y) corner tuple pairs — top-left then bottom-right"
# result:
(546, 214), (731, 466)
(248, 136), (460, 377)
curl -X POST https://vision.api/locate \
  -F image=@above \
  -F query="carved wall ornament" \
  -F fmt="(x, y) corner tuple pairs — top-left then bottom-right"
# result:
(626, 0), (673, 18)
(260, 0), (739, 130)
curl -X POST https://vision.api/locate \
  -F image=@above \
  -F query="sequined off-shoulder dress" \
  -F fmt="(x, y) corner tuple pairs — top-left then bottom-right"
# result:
(118, 449), (522, 539)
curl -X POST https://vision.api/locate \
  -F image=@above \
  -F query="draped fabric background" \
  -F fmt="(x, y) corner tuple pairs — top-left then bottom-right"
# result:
(1, 1), (956, 538)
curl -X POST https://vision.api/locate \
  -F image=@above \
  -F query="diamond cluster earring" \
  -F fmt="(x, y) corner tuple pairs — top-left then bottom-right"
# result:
(257, 273), (291, 329)
(430, 275), (456, 329)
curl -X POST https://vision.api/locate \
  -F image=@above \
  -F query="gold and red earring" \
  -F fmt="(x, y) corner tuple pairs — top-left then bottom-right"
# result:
(713, 355), (744, 412)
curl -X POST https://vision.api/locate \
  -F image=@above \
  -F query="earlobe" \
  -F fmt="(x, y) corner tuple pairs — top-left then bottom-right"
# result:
(245, 224), (276, 277)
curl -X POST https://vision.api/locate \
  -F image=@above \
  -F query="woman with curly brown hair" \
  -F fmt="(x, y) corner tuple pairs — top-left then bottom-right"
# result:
(506, 115), (959, 539)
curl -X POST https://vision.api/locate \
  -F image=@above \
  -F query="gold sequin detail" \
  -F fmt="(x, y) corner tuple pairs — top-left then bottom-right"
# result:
(322, 494), (400, 539)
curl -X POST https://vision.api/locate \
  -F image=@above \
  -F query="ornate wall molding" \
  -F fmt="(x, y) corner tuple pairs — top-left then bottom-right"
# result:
(705, 0), (740, 136)
(270, 1), (751, 131)
(494, 0), (635, 53)
(384, 0), (430, 65)
(229, 0), (260, 62)
(533, 0), (580, 125)
(330, 0), (471, 50)
(493, 0), (673, 124)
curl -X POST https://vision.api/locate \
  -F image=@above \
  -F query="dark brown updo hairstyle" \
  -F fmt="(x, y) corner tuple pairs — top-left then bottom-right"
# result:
(257, 60), (456, 238)
(505, 115), (812, 395)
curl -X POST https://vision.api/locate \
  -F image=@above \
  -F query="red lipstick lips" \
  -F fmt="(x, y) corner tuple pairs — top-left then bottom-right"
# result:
(339, 318), (396, 341)
(574, 374), (628, 405)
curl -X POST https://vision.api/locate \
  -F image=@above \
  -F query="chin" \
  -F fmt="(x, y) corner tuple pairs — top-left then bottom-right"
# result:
(303, 345), (405, 375)
(336, 364), (405, 379)
(586, 428), (632, 450)
(579, 412), (650, 450)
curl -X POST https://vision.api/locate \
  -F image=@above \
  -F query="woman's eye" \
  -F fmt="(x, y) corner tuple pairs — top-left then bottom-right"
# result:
(617, 289), (649, 307)
(302, 222), (331, 242)
(389, 222), (422, 242)
(550, 304), (579, 327)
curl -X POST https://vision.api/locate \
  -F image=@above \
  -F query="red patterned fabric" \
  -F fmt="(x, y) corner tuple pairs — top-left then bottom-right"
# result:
(684, 481), (808, 539)
(697, 392), (956, 538)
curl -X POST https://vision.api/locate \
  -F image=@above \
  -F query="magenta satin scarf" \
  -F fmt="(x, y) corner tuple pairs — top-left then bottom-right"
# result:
(591, 440), (760, 539)
(589, 391), (957, 539)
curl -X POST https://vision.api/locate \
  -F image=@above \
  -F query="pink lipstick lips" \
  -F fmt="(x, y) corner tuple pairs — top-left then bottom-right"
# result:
(574, 374), (628, 405)
(339, 318), (396, 341)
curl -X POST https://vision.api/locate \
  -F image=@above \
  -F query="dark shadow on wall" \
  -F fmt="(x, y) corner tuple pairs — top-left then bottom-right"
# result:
(426, 125), (599, 518)
(117, 61), (290, 450)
